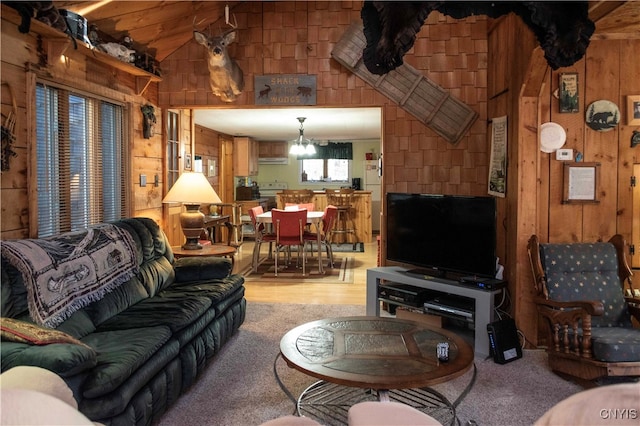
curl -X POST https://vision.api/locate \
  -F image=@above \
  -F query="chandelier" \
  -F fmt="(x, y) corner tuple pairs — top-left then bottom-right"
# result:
(289, 117), (316, 156)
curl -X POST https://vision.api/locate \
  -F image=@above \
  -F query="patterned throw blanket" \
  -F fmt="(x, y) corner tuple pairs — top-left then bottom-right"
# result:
(1, 224), (139, 328)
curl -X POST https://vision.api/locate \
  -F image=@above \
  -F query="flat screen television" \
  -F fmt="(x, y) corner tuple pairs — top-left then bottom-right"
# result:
(386, 193), (497, 279)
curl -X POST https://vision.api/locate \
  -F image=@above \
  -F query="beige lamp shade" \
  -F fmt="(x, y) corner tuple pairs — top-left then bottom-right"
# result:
(162, 172), (222, 204)
(162, 172), (221, 250)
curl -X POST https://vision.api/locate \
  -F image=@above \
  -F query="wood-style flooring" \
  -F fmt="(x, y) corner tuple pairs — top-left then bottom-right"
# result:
(232, 237), (378, 306)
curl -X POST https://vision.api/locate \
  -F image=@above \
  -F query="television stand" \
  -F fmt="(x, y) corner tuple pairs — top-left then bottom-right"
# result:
(367, 266), (503, 357)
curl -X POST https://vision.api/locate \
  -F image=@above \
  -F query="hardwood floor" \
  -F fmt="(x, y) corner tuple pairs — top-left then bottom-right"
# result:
(232, 237), (379, 306)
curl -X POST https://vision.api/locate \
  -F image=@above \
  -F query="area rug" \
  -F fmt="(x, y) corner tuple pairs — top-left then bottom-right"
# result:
(330, 242), (364, 252)
(241, 256), (355, 283)
(156, 302), (585, 426)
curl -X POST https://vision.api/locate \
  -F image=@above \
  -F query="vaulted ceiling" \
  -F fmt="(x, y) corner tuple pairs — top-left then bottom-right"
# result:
(55, 1), (640, 63)
(52, 1), (640, 141)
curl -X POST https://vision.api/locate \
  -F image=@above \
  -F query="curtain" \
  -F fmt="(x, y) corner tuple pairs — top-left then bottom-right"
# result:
(298, 142), (353, 160)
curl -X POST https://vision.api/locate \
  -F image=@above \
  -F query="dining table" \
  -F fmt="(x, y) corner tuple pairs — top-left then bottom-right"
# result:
(255, 210), (325, 273)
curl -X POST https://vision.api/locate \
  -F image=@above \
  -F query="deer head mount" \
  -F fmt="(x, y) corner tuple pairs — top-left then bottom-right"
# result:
(194, 24), (244, 103)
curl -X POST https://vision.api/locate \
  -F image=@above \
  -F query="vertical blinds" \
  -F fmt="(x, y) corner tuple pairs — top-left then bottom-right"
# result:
(35, 83), (127, 237)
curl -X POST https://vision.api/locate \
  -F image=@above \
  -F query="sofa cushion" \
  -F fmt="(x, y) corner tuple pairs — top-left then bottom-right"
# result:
(80, 326), (173, 398)
(55, 310), (96, 339)
(0, 259), (29, 318)
(173, 256), (233, 282)
(590, 327), (640, 362)
(0, 341), (97, 377)
(167, 275), (245, 306)
(95, 294), (211, 333)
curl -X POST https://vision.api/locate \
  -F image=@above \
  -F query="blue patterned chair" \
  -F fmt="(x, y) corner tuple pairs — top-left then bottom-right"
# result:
(527, 235), (640, 385)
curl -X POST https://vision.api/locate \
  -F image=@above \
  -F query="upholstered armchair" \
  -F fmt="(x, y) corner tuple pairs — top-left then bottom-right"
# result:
(527, 234), (640, 385)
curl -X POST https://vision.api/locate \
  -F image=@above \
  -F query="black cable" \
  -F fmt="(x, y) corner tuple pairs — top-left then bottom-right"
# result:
(452, 362), (478, 408)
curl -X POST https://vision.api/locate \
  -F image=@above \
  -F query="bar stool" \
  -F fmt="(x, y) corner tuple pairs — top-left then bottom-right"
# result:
(326, 188), (357, 244)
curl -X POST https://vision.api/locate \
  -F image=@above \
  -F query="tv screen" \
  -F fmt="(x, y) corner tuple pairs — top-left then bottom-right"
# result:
(386, 193), (497, 278)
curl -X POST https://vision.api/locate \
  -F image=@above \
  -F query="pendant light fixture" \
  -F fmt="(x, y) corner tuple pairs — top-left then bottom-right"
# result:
(289, 117), (316, 155)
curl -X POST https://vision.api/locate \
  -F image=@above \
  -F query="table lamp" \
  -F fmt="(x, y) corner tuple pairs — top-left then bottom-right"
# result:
(162, 172), (222, 250)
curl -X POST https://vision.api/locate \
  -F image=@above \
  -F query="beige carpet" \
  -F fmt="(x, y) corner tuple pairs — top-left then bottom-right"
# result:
(156, 302), (586, 426)
(240, 255), (355, 283)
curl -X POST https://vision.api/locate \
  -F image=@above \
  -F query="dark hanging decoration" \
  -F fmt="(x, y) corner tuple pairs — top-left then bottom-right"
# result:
(1, 82), (17, 172)
(361, 1), (595, 74)
(141, 104), (156, 139)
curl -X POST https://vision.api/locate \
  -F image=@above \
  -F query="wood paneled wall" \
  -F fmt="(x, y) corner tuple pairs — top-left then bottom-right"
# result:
(158, 1), (492, 268)
(488, 14), (640, 345)
(0, 9), (163, 239)
(4, 2), (633, 346)
(194, 124), (224, 197)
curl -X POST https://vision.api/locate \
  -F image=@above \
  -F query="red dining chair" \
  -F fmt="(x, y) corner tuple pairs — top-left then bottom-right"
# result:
(248, 206), (275, 272)
(272, 208), (308, 276)
(304, 205), (338, 268)
(285, 202), (315, 212)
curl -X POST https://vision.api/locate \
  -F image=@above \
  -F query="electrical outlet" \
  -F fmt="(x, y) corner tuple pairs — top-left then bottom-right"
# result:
(140, 174), (147, 187)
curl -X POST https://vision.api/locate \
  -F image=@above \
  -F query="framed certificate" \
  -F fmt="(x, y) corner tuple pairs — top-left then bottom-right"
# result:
(562, 162), (600, 204)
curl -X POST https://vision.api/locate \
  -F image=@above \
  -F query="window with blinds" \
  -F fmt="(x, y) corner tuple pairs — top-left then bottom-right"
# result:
(35, 83), (128, 237)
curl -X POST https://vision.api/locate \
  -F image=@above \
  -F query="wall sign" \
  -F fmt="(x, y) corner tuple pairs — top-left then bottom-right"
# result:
(254, 75), (316, 105)
(559, 73), (579, 113)
(488, 116), (507, 198)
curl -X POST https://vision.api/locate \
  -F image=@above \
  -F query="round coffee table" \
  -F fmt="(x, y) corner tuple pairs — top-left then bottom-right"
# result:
(279, 316), (474, 426)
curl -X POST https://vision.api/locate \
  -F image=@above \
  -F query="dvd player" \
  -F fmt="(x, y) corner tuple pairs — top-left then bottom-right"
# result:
(379, 282), (435, 307)
(423, 295), (474, 321)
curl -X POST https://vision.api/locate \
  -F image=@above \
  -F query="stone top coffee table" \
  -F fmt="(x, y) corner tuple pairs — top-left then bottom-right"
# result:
(279, 316), (474, 425)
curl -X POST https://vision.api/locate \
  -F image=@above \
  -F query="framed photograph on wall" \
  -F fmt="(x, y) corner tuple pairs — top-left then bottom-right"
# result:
(562, 162), (600, 204)
(559, 73), (579, 113)
(627, 95), (640, 125)
(184, 153), (192, 171)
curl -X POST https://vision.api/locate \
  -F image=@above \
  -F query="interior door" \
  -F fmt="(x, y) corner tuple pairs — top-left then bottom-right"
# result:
(220, 135), (234, 204)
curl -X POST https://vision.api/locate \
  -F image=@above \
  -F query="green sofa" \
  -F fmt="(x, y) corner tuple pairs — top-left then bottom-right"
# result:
(0, 217), (246, 425)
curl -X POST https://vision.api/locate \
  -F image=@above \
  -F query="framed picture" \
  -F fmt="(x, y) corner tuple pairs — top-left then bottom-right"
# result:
(559, 73), (579, 113)
(184, 153), (192, 171)
(562, 162), (600, 204)
(627, 95), (640, 126)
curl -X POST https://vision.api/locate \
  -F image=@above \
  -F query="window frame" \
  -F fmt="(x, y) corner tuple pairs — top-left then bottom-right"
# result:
(299, 158), (351, 184)
(33, 79), (131, 237)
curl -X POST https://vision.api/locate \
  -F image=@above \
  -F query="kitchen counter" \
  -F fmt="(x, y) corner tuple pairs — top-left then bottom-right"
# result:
(275, 192), (372, 243)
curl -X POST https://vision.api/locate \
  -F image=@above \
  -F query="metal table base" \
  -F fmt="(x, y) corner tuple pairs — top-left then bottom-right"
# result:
(296, 381), (456, 426)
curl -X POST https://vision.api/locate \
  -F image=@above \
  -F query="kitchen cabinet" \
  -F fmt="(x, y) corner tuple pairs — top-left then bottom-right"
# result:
(259, 141), (288, 158)
(234, 137), (259, 176)
(276, 191), (373, 243)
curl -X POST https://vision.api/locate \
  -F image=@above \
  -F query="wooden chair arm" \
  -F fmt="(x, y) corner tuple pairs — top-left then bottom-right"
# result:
(625, 297), (640, 323)
(534, 297), (601, 358)
(534, 297), (604, 317)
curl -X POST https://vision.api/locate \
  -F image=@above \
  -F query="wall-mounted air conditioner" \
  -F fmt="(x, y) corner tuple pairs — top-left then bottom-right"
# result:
(258, 157), (289, 165)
